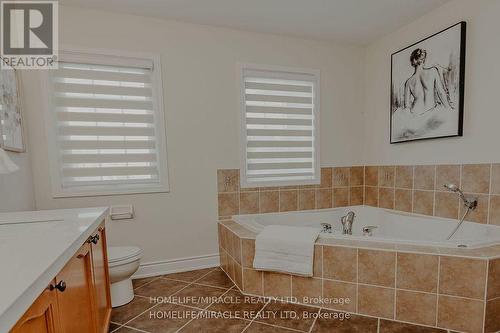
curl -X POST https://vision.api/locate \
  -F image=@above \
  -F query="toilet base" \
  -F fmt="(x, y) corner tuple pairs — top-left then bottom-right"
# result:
(110, 278), (134, 307)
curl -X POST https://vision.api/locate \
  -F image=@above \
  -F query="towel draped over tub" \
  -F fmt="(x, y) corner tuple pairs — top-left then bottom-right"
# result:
(253, 225), (321, 277)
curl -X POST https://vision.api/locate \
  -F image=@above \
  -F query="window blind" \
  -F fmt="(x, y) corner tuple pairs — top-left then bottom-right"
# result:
(50, 61), (163, 190)
(241, 68), (319, 186)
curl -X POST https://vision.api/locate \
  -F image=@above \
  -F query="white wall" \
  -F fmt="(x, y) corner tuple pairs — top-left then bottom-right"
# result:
(363, 0), (500, 165)
(0, 151), (35, 212)
(22, 6), (365, 266)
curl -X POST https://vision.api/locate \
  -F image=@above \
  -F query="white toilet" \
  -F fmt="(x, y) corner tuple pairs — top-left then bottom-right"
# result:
(107, 246), (142, 307)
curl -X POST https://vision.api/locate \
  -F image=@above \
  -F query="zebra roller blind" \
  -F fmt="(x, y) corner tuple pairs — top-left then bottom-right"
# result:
(47, 51), (168, 196)
(240, 66), (320, 187)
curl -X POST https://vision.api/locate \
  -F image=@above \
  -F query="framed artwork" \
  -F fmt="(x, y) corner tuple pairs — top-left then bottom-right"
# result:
(390, 21), (466, 144)
(0, 62), (25, 152)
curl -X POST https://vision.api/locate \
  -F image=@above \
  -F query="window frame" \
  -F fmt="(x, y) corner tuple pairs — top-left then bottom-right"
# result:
(238, 63), (321, 188)
(42, 46), (170, 198)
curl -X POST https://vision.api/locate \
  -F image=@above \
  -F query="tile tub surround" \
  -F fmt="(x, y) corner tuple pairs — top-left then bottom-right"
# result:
(218, 221), (500, 333)
(217, 167), (365, 219)
(218, 164), (500, 225)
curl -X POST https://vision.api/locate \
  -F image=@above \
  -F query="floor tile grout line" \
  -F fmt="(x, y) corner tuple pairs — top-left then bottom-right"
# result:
(190, 281), (235, 290)
(307, 308), (322, 333)
(122, 277), (200, 329)
(120, 325), (151, 333)
(240, 299), (272, 333)
(133, 277), (161, 292)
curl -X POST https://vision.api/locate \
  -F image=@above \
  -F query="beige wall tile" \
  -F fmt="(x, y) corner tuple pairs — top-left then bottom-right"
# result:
(397, 253), (438, 293)
(292, 276), (322, 305)
(485, 298), (500, 333)
(487, 259), (500, 300)
(365, 166), (379, 186)
(320, 167), (332, 188)
(232, 232), (242, 264)
(241, 239), (255, 268)
(350, 186), (364, 206)
(396, 290), (437, 326)
(358, 285), (395, 319)
(259, 191), (279, 213)
(241, 186), (260, 192)
(263, 272), (291, 298)
(379, 188), (395, 209)
(491, 164), (500, 195)
(434, 191), (459, 219)
(243, 269), (263, 296)
(379, 166), (395, 187)
(221, 249), (230, 274)
(350, 166), (365, 186)
(218, 193), (239, 217)
(439, 256), (487, 299)
(323, 246), (357, 282)
(358, 249), (395, 287)
(395, 189), (412, 213)
(313, 245), (322, 278)
(462, 164), (491, 194)
(322, 280), (357, 312)
(489, 195), (500, 226)
(414, 166), (435, 190)
(316, 189), (332, 209)
(395, 166), (413, 189)
(461, 194), (488, 224)
(436, 165), (460, 190)
(279, 190), (298, 212)
(240, 192), (259, 214)
(365, 186), (378, 207)
(234, 262), (243, 289)
(299, 189), (315, 210)
(333, 167), (350, 187)
(413, 190), (434, 216)
(217, 169), (240, 192)
(333, 188), (349, 207)
(437, 296), (484, 333)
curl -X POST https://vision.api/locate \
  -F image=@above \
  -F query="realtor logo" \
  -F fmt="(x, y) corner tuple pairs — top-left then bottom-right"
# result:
(1, 1), (58, 69)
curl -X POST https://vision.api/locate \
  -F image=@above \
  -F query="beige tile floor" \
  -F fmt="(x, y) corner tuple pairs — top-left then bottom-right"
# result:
(109, 267), (450, 333)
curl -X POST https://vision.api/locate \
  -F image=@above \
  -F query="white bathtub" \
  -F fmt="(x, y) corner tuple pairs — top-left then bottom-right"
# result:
(233, 206), (500, 249)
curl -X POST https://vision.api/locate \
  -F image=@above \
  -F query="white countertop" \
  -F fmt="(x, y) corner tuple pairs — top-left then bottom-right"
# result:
(0, 207), (109, 333)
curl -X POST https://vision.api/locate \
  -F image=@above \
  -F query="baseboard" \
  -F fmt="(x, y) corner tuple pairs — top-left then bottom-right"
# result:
(133, 253), (220, 279)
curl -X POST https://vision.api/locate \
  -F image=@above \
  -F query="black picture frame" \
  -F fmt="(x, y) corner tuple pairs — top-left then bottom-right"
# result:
(390, 21), (466, 144)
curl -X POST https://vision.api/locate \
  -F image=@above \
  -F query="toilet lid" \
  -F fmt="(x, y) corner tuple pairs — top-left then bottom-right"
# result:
(108, 246), (142, 264)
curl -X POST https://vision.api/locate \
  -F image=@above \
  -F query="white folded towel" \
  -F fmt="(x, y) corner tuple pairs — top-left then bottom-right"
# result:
(253, 225), (321, 277)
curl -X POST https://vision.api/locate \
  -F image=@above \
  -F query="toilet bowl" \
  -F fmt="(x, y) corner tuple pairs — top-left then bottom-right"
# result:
(108, 246), (142, 307)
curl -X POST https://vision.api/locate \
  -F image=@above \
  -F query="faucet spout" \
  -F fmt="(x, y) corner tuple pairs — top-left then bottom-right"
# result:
(341, 211), (355, 235)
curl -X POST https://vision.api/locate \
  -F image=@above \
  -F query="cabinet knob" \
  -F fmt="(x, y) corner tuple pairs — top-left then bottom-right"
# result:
(50, 280), (66, 292)
(87, 234), (100, 244)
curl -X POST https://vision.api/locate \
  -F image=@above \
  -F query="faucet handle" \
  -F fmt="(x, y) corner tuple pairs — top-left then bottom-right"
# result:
(362, 225), (378, 236)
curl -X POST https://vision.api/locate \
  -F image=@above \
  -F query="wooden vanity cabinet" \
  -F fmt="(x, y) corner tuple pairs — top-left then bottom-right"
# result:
(10, 281), (61, 333)
(56, 242), (97, 333)
(90, 226), (112, 333)
(11, 222), (111, 333)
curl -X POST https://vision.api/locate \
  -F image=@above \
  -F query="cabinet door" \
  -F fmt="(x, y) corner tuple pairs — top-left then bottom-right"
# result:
(56, 243), (97, 333)
(91, 223), (112, 333)
(10, 282), (61, 333)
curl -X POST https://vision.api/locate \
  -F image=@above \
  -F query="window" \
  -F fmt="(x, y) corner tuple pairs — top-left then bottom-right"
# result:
(239, 64), (320, 187)
(44, 49), (169, 197)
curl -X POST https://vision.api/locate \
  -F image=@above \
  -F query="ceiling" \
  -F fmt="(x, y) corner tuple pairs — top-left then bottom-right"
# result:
(59, 0), (451, 45)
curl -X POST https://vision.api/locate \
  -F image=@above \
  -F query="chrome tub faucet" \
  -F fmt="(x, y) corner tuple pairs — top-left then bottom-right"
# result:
(341, 211), (355, 235)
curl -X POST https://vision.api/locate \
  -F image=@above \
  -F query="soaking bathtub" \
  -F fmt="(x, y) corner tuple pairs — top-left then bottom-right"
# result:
(232, 206), (500, 249)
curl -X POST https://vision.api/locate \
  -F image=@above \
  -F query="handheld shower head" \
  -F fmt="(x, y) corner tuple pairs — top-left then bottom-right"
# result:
(443, 184), (477, 210)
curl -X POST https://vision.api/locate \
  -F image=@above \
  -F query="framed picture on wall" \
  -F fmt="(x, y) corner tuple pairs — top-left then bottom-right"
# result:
(0, 61), (25, 152)
(390, 21), (466, 144)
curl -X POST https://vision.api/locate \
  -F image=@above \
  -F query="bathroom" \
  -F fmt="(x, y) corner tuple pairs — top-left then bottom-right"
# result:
(0, 0), (499, 332)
